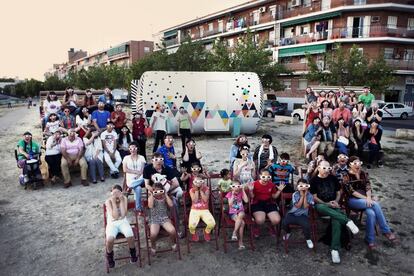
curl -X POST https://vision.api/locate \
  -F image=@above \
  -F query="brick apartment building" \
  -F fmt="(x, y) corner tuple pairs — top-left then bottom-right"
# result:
(46, 40), (154, 79)
(154, 0), (414, 107)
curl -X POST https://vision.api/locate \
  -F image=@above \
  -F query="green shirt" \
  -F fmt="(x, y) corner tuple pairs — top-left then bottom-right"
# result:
(218, 179), (232, 193)
(178, 113), (191, 129)
(358, 93), (375, 108)
(17, 139), (40, 160)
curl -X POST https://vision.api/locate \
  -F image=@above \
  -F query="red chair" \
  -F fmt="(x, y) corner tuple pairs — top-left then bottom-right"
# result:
(280, 192), (317, 253)
(103, 201), (142, 273)
(182, 177), (219, 253)
(219, 191), (255, 252)
(141, 199), (182, 265)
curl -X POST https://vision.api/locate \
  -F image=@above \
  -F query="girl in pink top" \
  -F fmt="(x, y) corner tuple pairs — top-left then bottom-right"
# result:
(225, 181), (248, 249)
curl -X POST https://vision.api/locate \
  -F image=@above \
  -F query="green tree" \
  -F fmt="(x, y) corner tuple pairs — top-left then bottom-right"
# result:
(306, 44), (394, 94)
(172, 37), (210, 71)
(44, 75), (68, 91)
(206, 39), (232, 71)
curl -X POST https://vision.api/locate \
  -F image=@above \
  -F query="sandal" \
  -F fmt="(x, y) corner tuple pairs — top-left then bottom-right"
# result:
(171, 244), (177, 251)
(150, 247), (156, 256)
(384, 232), (397, 242)
(238, 244), (246, 250)
(231, 233), (238, 241)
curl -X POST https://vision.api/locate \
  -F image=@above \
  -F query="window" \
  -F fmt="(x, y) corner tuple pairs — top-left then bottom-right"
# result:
(387, 16), (397, 29)
(384, 48), (394, 59)
(269, 5), (276, 19)
(208, 23), (213, 32)
(408, 18), (414, 31)
(253, 11), (260, 25)
(144, 47), (151, 53)
(218, 20), (224, 32)
(405, 49), (414, 61)
(299, 79), (308, 90)
(269, 30), (275, 44)
(300, 25), (310, 35)
(395, 104), (405, 108)
(303, 0), (311, 7)
(354, 0), (366, 4)
(199, 26), (204, 37)
(283, 80), (291, 90)
(300, 57), (307, 63)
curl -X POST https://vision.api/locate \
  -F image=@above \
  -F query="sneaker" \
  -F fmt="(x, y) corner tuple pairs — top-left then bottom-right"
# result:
(129, 248), (137, 263)
(64, 182), (72, 188)
(204, 231), (211, 242)
(81, 179), (89, 186)
(106, 251), (115, 268)
(191, 233), (199, 242)
(378, 161), (383, 168)
(231, 232), (238, 241)
(346, 220), (359, 235)
(331, 250), (341, 264)
(100, 177), (105, 182)
(384, 232), (397, 242)
(367, 242), (376, 250)
(283, 233), (291, 241)
(178, 231), (185, 239)
(113, 172), (119, 179)
(92, 180), (97, 184)
(171, 244), (177, 251)
(306, 239), (314, 249)
(110, 173), (116, 179)
(238, 244), (246, 250)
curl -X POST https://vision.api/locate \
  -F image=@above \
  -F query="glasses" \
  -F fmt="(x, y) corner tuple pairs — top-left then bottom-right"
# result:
(152, 158), (164, 162)
(230, 184), (242, 189)
(320, 166), (332, 171)
(280, 159), (290, 163)
(262, 138), (270, 141)
(188, 142), (196, 146)
(260, 175), (272, 180)
(64, 110), (70, 113)
(153, 190), (165, 195)
(297, 183), (310, 189)
(338, 155), (349, 160)
(165, 138), (174, 141)
(193, 179), (205, 184)
(191, 167), (201, 171)
(351, 161), (363, 165)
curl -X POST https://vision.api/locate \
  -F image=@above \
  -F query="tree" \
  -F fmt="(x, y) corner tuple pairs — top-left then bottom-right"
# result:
(44, 75), (68, 91)
(207, 39), (232, 71)
(171, 37), (210, 71)
(306, 44), (395, 94)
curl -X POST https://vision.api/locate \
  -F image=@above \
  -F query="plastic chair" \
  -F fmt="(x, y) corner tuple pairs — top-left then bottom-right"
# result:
(219, 192), (255, 252)
(141, 199), (182, 265)
(182, 178), (219, 253)
(280, 192), (317, 253)
(103, 201), (142, 273)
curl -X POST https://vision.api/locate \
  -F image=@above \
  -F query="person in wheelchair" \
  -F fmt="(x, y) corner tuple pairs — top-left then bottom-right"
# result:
(16, 131), (43, 188)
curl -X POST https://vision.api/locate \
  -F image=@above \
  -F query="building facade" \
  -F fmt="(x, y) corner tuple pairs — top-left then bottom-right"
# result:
(154, 0), (414, 106)
(46, 40), (154, 79)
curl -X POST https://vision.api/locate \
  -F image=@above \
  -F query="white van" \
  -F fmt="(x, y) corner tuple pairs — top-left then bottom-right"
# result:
(131, 71), (263, 134)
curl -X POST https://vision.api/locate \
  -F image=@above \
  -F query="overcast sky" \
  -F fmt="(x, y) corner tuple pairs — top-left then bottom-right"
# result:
(0, 0), (246, 80)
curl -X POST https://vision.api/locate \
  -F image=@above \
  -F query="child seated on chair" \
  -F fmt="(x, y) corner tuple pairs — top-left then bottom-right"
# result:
(248, 169), (285, 238)
(268, 152), (297, 193)
(189, 176), (216, 242)
(226, 181), (248, 249)
(180, 162), (209, 191)
(105, 185), (137, 268)
(281, 178), (315, 249)
(218, 168), (232, 193)
(148, 183), (177, 255)
(44, 113), (66, 138)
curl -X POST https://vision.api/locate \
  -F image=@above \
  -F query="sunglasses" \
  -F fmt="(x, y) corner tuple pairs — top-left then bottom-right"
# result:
(193, 179), (205, 184)
(260, 175), (272, 180)
(320, 166), (332, 171)
(262, 138), (270, 141)
(297, 183), (310, 189)
(280, 159), (289, 163)
(64, 110), (70, 113)
(191, 167), (201, 171)
(230, 184), (242, 189)
(165, 138), (174, 141)
(152, 158), (164, 162)
(153, 190), (165, 195)
(350, 161), (363, 165)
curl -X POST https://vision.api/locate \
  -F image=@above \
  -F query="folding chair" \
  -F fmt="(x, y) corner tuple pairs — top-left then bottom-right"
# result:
(103, 201), (142, 273)
(182, 177), (219, 253)
(280, 192), (317, 253)
(142, 199), (182, 265)
(219, 192), (255, 252)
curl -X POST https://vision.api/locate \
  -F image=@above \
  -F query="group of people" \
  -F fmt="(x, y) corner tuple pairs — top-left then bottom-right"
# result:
(303, 86), (384, 168)
(16, 86), (397, 267)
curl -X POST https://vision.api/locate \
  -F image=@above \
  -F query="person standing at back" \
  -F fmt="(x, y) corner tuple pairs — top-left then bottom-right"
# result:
(177, 107), (192, 154)
(150, 105), (167, 153)
(358, 87), (375, 109)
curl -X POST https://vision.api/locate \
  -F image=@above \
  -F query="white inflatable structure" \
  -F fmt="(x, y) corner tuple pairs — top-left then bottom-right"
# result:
(130, 71), (263, 134)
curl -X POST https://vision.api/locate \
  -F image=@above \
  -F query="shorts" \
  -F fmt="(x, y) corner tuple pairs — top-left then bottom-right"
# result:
(106, 217), (134, 239)
(229, 210), (244, 219)
(251, 201), (279, 214)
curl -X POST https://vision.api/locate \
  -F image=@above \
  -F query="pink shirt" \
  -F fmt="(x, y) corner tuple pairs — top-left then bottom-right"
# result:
(61, 137), (84, 156)
(332, 108), (351, 124)
(225, 191), (245, 214)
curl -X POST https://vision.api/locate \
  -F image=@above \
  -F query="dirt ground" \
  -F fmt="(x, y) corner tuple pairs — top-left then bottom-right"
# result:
(0, 107), (413, 276)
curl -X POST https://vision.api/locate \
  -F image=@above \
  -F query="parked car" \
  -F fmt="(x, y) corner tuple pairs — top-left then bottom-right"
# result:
(291, 108), (305, 121)
(378, 102), (414, 120)
(263, 100), (287, 117)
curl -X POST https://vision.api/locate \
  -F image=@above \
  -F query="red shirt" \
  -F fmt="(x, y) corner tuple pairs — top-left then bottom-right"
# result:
(111, 111), (126, 129)
(252, 180), (276, 204)
(132, 117), (146, 138)
(190, 186), (209, 210)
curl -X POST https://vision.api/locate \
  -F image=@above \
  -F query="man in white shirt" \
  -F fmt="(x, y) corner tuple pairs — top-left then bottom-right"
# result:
(150, 105), (167, 153)
(101, 122), (122, 178)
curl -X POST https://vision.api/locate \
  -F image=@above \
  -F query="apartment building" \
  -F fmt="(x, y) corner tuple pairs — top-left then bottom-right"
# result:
(154, 0), (414, 106)
(46, 40), (154, 79)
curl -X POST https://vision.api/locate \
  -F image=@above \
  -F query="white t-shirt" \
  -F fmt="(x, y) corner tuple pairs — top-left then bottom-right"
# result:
(100, 130), (118, 153)
(43, 100), (62, 115)
(46, 121), (60, 133)
(83, 137), (103, 161)
(123, 155), (146, 187)
(76, 114), (90, 127)
(45, 136), (61, 156)
(151, 111), (167, 132)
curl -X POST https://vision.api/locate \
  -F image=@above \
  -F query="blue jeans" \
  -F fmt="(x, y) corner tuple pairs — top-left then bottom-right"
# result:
(336, 141), (349, 155)
(348, 198), (391, 243)
(87, 158), (104, 181)
(130, 178), (144, 211)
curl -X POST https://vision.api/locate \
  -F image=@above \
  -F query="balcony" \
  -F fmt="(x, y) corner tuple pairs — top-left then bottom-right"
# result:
(278, 26), (414, 47)
(164, 38), (179, 47)
(282, 62), (310, 71)
(385, 59), (414, 71)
